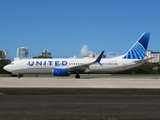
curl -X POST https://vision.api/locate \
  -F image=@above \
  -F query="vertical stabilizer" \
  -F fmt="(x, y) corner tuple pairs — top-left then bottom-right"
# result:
(123, 32), (150, 60)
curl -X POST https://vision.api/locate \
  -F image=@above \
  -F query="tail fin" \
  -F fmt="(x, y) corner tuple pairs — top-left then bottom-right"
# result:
(123, 32), (151, 60)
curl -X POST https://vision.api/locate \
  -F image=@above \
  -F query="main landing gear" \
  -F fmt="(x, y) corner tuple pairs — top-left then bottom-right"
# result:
(75, 74), (80, 78)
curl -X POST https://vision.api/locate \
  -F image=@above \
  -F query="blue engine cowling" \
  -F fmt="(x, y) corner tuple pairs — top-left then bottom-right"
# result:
(52, 68), (69, 76)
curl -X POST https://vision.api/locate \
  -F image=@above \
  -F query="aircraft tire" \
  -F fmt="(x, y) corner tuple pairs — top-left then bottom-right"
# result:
(17, 74), (23, 78)
(75, 74), (80, 78)
(17, 75), (21, 79)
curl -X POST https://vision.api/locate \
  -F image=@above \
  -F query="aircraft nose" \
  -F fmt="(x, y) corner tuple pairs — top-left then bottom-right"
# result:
(3, 65), (10, 72)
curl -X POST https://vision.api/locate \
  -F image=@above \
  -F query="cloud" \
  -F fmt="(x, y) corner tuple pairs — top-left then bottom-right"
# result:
(106, 52), (119, 58)
(80, 45), (92, 56)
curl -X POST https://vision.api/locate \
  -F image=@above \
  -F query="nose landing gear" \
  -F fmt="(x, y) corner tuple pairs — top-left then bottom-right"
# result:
(17, 74), (23, 78)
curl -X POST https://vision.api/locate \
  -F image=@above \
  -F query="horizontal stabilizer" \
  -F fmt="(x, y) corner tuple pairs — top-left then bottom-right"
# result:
(135, 57), (153, 63)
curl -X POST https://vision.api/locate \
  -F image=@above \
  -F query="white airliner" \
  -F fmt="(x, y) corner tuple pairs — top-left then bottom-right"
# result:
(4, 32), (151, 78)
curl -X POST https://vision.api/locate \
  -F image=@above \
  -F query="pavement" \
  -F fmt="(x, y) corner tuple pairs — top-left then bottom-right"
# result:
(1, 76), (160, 119)
(0, 76), (160, 88)
(0, 88), (160, 119)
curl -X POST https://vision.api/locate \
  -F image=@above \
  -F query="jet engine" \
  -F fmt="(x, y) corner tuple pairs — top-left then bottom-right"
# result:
(52, 68), (69, 76)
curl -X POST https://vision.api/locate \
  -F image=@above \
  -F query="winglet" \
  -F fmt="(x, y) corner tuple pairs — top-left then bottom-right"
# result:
(95, 51), (104, 66)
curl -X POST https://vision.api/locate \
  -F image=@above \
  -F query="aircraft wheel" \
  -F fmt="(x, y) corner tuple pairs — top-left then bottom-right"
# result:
(17, 75), (21, 78)
(75, 74), (80, 78)
(17, 74), (23, 78)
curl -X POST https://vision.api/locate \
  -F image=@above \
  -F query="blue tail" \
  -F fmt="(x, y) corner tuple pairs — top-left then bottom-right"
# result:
(123, 32), (151, 60)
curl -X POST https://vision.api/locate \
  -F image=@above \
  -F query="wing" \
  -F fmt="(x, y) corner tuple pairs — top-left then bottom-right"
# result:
(68, 51), (104, 72)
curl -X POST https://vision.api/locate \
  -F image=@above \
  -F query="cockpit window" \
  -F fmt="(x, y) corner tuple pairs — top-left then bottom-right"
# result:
(10, 62), (14, 65)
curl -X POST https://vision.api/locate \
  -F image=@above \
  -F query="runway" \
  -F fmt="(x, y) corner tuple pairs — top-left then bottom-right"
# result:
(0, 76), (160, 119)
(0, 88), (160, 119)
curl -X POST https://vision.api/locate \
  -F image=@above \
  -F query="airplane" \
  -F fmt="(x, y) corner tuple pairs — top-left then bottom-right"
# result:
(3, 32), (151, 78)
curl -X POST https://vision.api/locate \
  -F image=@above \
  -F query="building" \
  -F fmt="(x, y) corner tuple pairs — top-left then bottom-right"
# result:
(17, 47), (29, 58)
(40, 49), (52, 57)
(147, 50), (160, 63)
(0, 50), (8, 60)
(83, 53), (106, 58)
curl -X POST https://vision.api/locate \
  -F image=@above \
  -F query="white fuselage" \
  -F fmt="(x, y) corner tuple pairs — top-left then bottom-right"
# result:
(4, 58), (144, 75)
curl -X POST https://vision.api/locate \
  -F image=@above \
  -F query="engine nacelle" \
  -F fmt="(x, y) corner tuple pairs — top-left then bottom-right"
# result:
(52, 68), (69, 76)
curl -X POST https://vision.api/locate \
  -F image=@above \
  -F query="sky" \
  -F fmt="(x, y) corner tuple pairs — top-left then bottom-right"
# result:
(1, 0), (160, 60)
